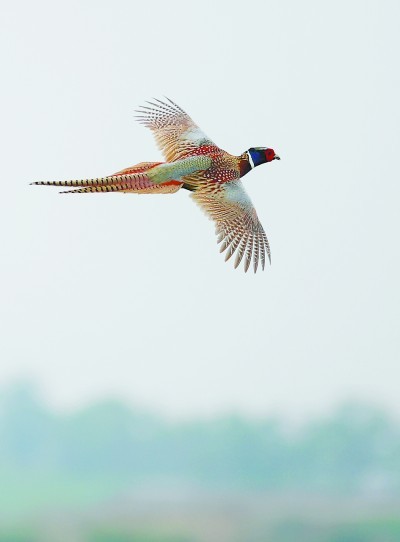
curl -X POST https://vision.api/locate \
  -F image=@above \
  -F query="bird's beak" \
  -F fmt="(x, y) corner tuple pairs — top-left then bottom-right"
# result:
(274, 155), (281, 160)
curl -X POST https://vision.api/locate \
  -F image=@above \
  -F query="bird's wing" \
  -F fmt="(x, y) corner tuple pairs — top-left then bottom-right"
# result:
(192, 181), (271, 273)
(135, 98), (219, 162)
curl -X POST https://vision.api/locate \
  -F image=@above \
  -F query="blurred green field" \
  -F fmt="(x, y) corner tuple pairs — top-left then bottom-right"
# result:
(1, 509), (400, 542)
(1, 383), (400, 542)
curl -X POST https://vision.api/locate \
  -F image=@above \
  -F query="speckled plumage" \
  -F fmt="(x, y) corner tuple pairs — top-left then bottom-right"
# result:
(32, 98), (280, 273)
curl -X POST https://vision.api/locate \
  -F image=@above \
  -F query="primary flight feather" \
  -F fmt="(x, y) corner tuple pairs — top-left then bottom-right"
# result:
(32, 98), (280, 273)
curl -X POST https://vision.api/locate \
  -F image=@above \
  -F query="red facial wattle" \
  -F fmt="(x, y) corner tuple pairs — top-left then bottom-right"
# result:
(264, 148), (276, 162)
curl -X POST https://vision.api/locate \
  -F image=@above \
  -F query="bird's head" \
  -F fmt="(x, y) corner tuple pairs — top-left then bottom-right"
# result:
(247, 147), (280, 168)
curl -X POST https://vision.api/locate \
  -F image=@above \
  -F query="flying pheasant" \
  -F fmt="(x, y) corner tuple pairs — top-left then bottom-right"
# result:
(32, 98), (280, 272)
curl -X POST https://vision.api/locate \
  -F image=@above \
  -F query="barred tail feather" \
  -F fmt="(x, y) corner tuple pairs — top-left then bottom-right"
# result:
(60, 182), (137, 194)
(30, 173), (150, 190)
(31, 171), (183, 195)
(60, 180), (183, 195)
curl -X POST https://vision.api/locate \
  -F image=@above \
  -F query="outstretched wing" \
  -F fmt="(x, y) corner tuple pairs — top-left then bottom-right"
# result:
(192, 181), (271, 273)
(135, 98), (219, 162)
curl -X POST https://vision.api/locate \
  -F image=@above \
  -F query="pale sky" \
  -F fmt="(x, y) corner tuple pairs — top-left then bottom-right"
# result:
(0, 0), (399, 419)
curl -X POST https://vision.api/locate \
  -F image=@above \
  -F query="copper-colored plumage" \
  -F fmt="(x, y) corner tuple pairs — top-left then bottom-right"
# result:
(31, 98), (279, 272)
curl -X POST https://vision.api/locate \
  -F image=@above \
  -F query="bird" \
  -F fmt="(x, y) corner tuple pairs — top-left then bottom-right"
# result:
(31, 98), (280, 272)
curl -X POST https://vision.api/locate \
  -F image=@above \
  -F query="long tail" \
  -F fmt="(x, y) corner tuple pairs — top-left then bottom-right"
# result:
(30, 173), (152, 193)
(30, 162), (182, 194)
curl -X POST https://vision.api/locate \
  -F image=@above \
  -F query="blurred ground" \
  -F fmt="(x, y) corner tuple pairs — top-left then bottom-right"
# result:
(1, 383), (399, 541)
(1, 492), (400, 541)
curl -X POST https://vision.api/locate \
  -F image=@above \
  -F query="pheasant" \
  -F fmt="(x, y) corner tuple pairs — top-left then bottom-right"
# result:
(32, 98), (280, 272)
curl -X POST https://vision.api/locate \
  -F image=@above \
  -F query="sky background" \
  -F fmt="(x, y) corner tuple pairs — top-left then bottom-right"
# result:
(0, 0), (399, 420)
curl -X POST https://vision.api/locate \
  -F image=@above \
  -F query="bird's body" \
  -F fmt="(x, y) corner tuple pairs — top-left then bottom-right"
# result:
(32, 98), (280, 272)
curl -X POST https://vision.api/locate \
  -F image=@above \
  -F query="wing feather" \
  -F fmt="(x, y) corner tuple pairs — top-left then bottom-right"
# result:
(135, 97), (219, 161)
(192, 181), (271, 273)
